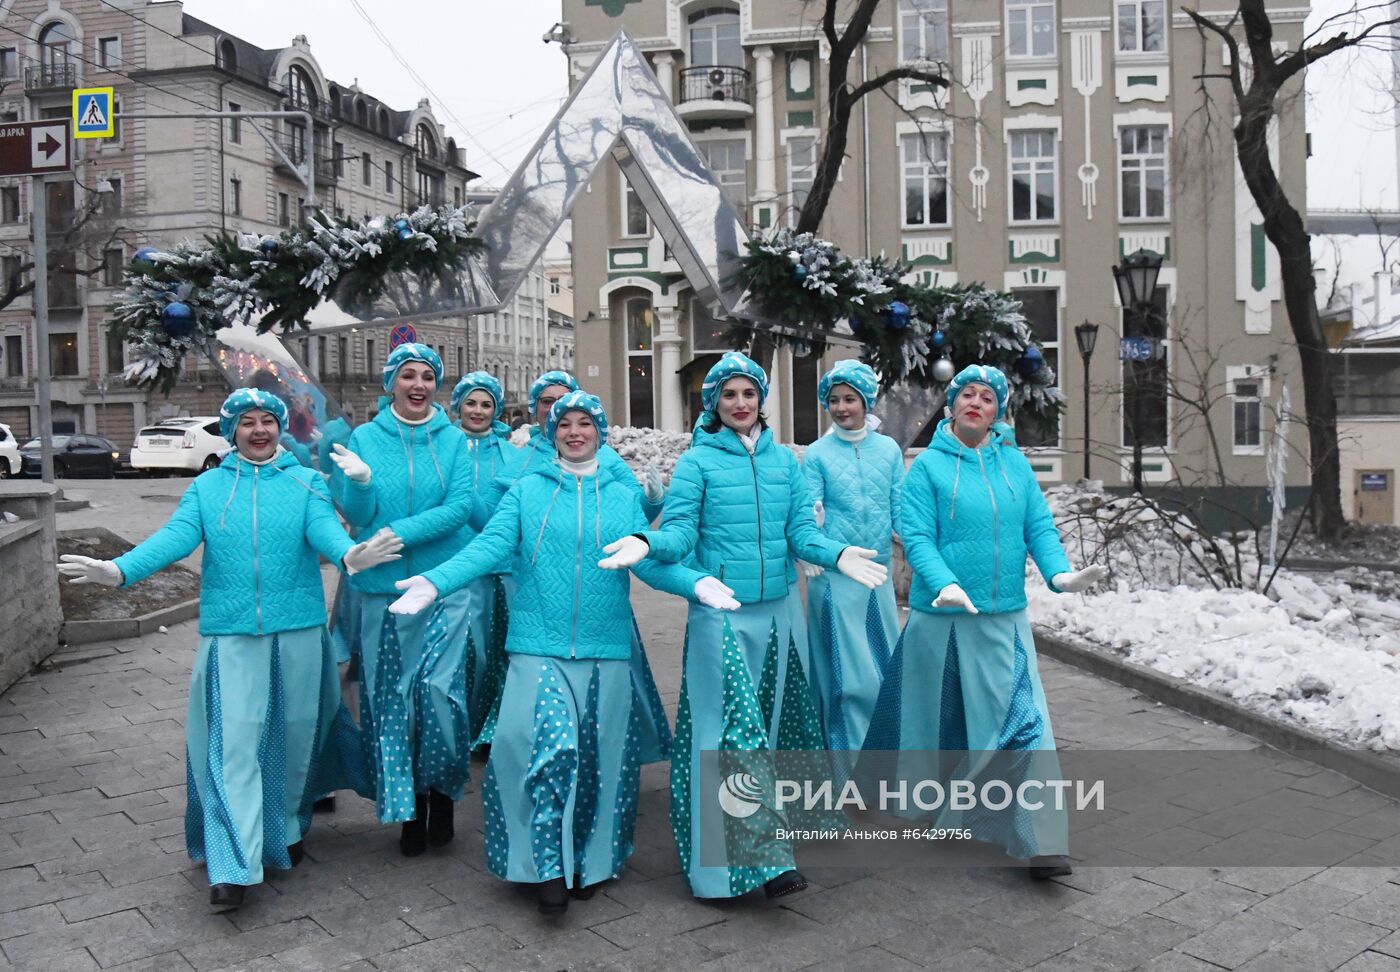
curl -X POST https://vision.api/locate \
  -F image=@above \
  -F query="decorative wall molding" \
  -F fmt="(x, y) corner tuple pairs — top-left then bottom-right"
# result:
(1069, 28), (1104, 220)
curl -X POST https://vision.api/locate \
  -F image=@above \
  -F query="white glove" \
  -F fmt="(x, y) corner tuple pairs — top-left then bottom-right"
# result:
(343, 529), (403, 574)
(835, 547), (887, 590)
(798, 561), (824, 578)
(1052, 564), (1109, 593)
(57, 555), (123, 587)
(813, 500), (826, 529)
(598, 535), (649, 570)
(390, 575), (438, 615)
(933, 583), (979, 614)
(694, 577), (740, 611)
(643, 464), (665, 504)
(330, 443), (371, 484)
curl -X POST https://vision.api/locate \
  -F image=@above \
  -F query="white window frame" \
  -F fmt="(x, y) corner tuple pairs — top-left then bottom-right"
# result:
(1227, 365), (1270, 456)
(686, 7), (743, 68)
(695, 136), (749, 214)
(620, 172), (650, 239)
(97, 35), (121, 70)
(1006, 0), (1056, 60)
(898, 0), (950, 65)
(1007, 127), (1059, 224)
(1115, 0), (1168, 56)
(1117, 123), (1170, 222)
(900, 129), (951, 229)
(0, 48), (17, 79)
(781, 129), (818, 228)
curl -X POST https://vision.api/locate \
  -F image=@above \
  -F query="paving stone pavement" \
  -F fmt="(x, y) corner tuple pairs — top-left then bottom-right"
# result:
(1, 484), (1397, 970)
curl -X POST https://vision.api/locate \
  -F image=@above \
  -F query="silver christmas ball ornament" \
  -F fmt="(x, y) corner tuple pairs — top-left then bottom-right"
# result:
(932, 357), (956, 383)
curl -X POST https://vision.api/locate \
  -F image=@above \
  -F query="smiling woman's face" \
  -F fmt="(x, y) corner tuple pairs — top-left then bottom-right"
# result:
(555, 411), (599, 462)
(951, 383), (997, 444)
(717, 377), (761, 435)
(235, 410), (279, 461)
(826, 383), (866, 431)
(392, 362), (437, 420)
(459, 390), (496, 433)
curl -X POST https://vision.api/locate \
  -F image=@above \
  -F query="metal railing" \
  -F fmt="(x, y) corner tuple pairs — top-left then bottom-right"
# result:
(679, 65), (752, 106)
(24, 63), (78, 91)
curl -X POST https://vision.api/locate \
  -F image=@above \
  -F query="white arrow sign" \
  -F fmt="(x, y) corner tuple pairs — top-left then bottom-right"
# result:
(29, 124), (68, 170)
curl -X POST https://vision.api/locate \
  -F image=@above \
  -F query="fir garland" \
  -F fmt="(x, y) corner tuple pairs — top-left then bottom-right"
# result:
(112, 205), (485, 392)
(736, 229), (1064, 420)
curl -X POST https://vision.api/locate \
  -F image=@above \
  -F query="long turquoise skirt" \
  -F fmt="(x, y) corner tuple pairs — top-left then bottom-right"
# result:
(480, 654), (641, 889)
(355, 586), (479, 822)
(670, 590), (828, 898)
(185, 627), (364, 886)
(806, 572), (899, 775)
(861, 609), (1068, 860)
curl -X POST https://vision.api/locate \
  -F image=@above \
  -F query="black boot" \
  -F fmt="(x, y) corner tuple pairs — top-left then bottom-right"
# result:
(427, 790), (455, 847)
(1028, 855), (1073, 881)
(569, 879), (598, 900)
(313, 795), (336, 813)
(209, 884), (245, 910)
(287, 841), (304, 867)
(537, 877), (569, 915)
(399, 795), (428, 857)
(763, 870), (808, 899)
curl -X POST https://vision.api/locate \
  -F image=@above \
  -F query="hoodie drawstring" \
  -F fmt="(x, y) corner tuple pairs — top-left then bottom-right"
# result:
(219, 462), (243, 530)
(949, 440), (964, 522)
(593, 476), (602, 550)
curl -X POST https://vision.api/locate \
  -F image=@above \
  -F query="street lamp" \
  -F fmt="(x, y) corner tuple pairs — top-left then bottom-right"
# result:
(1073, 320), (1099, 481)
(1112, 248), (1165, 494)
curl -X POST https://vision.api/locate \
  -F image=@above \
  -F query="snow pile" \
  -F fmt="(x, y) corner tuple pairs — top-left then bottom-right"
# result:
(1029, 483), (1400, 750)
(606, 426), (694, 478)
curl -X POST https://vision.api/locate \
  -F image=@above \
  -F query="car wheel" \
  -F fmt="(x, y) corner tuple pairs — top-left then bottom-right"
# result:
(54, 461), (66, 478)
(0, 461), (9, 479)
(201, 454), (220, 472)
(104, 460), (116, 479)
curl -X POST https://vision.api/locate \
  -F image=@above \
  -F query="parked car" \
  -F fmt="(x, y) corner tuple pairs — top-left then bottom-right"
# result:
(130, 417), (232, 475)
(19, 434), (123, 478)
(0, 423), (19, 478)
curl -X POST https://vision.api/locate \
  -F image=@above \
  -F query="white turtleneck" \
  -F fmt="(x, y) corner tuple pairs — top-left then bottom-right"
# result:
(558, 455), (599, 477)
(390, 404), (433, 426)
(832, 423), (868, 444)
(461, 425), (495, 439)
(736, 426), (762, 453)
(237, 445), (283, 467)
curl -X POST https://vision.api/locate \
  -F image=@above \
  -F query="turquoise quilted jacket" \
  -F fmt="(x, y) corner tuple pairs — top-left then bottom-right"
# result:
(642, 424), (845, 604)
(422, 458), (706, 660)
(329, 405), (473, 594)
(902, 419), (1070, 615)
(801, 430), (904, 566)
(112, 450), (354, 636)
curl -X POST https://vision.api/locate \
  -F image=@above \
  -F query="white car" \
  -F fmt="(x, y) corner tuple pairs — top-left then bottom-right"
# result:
(0, 422), (19, 478)
(130, 416), (232, 475)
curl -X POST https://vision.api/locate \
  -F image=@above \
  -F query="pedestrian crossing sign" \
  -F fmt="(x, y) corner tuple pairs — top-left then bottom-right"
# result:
(72, 88), (115, 139)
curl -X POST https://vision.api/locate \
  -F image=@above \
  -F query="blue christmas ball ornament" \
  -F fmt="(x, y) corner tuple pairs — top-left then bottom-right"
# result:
(394, 218), (410, 233)
(931, 328), (946, 348)
(883, 300), (911, 330)
(1017, 343), (1045, 375)
(259, 237), (279, 254)
(398, 228), (413, 240)
(134, 246), (158, 263)
(161, 301), (196, 338)
(794, 264), (808, 281)
(848, 315), (864, 334)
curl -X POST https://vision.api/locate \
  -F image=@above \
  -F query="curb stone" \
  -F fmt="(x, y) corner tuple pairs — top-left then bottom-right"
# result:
(60, 598), (201, 645)
(1034, 626), (1400, 800)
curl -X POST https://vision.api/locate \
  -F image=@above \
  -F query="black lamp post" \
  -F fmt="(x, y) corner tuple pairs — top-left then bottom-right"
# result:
(1112, 248), (1164, 494)
(1073, 320), (1099, 481)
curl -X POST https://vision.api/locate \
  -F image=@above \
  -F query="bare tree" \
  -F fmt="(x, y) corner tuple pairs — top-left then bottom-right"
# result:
(0, 190), (129, 314)
(795, 0), (949, 233)
(1184, 1), (1400, 541)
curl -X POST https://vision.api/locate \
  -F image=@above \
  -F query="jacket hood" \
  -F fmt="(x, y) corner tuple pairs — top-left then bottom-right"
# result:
(692, 421), (773, 457)
(930, 418), (1016, 457)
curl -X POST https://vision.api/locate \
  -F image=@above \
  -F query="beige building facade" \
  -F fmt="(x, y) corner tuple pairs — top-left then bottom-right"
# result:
(0, 0), (478, 444)
(560, 0), (1310, 491)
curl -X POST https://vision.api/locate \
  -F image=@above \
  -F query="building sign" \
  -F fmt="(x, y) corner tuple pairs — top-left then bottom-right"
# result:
(0, 120), (72, 176)
(1361, 473), (1389, 491)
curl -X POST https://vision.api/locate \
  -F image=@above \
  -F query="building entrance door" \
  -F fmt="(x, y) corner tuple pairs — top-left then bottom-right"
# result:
(1355, 469), (1394, 525)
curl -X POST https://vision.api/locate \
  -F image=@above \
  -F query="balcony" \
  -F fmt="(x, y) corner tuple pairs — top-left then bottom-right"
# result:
(25, 63), (78, 92)
(677, 65), (753, 121)
(280, 90), (334, 124)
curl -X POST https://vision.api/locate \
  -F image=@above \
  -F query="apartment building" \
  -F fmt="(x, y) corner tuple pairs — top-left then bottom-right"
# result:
(560, 0), (1310, 491)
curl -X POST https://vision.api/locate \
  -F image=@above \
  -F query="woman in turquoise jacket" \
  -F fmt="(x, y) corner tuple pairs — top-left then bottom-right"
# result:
(327, 343), (479, 856)
(390, 391), (738, 914)
(800, 361), (904, 777)
(860, 365), (1106, 880)
(601, 352), (887, 900)
(483, 370), (675, 766)
(57, 389), (399, 910)
(448, 370), (520, 750)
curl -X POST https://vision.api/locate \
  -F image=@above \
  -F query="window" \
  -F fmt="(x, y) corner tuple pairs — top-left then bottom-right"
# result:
(1, 187), (18, 223)
(900, 0), (949, 64)
(228, 102), (242, 143)
(355, 100), (369, 128)
(0, 111), (16, 122)
(625, 297), (655, 427)
(4, 334), (21, 377)
(111, 98), (122, 141)
(333, 140), (345, 178)
(415, 124), (437, 160)
(0, 48), (16, 79)
(691, 296), (732, 352)
(901, 131), (950, 227)
(456, 346), (464, 377)
(698, 138), (747, 213)
(102, 248), (123, 287)
(97, 36), (121, 69)
(217, 39), (237, 72)
(317, 337), (328, 377)
(48, 332), (79, 376)
(786, 135), (816, 225)
(453, 186), (461, 207)
(385, 160), (394, 192)
(1333, 352), (1400, 415)
(287, 65), (317, 111)
(549, 277), (561, 295)
(1010, 130), (1057, 222)
(1013, 289), (1061, 448)
(39, 22), (74, 71)
(278, 192), (290, 227)
(1007, 0), (1055, 58)
(1119, 125), (1168, 219)
(227, 176), (241, 216)
(622, 175), (650, 237)
(104, 176), (121, 214)
(688, 7), (742, 67)
(287, 123), (306, 165)
(365, 338), (377, 373)
(362, 152), (372, 187)
(1231, 378), (1263, 452)
(1, 255), (21, 288)
(1117, 0), (1166, 54)
(105, 327), (124, 374)
(1121, 286), (1169, 448)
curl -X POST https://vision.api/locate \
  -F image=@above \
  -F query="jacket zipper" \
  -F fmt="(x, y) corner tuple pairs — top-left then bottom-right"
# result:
(976, 447), (1000, 608)
(252, 469), (262, 634)
(404, 425), (416, 576)
(748, 450), (764, 596)
(570, 478), (582, 658)
(852, 441), (865, 537)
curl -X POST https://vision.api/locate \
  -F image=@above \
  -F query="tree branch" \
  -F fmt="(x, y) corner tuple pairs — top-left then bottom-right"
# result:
(1185, 7), (1245, 103)
(850, 65), (949, 103)
(1274, 15), (1400, 84)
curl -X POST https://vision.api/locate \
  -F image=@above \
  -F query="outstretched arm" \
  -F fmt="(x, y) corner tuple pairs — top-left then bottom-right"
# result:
(639, 453), (704, 563)
(898, 457), (959, 595)
(420, 484), (523, 598)
(111, 484), (206, 586)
